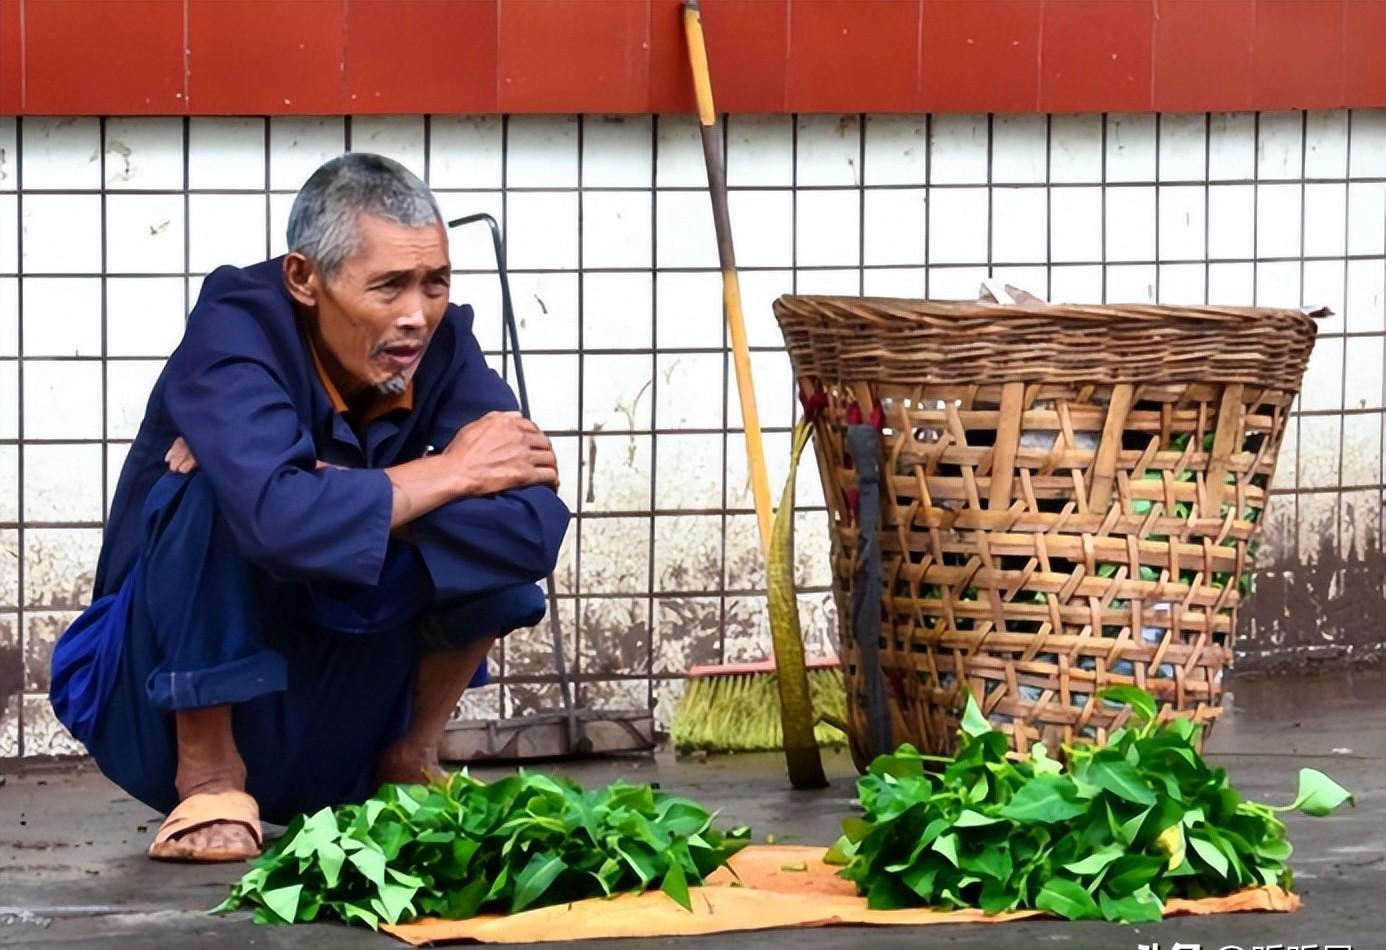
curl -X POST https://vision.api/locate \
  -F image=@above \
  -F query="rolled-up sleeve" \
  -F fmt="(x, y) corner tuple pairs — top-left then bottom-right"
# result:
(409, 310), (571, 602)
(163, 270), (394, 585)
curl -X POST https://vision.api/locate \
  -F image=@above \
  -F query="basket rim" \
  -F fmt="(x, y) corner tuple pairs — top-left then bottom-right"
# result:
(771, 294), (1322, 389)
(773, 294), (1329, 328)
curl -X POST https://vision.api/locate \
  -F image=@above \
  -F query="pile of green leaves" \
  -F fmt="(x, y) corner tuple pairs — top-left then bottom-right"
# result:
(826, 687), (1352, 922)
(214, 771), (750, 929)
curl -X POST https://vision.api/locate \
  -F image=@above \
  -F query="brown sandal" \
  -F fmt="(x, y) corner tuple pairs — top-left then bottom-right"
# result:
(147, 790), (263, 863)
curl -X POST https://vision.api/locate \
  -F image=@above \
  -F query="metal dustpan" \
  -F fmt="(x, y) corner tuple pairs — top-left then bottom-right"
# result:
(441, 213), (655, 763)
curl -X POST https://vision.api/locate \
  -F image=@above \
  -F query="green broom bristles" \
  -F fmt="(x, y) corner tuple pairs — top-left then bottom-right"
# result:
(671, 667), (848, 754)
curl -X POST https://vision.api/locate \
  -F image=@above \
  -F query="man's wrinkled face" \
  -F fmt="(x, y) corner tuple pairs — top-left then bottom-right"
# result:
(301, 214), (451, 397)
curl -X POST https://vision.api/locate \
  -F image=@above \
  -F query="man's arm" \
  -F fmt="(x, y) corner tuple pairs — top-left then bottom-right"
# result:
(162, 269), (410, 585)
(164, 273), (565, 591)
(163, 436), (465, 532)
(164, 350), (394, 584)
(404, 314), (571, 602)
(385, 410), (558, 531)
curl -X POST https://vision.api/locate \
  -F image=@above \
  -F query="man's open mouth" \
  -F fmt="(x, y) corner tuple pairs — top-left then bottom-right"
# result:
(379, 342), (424, 371)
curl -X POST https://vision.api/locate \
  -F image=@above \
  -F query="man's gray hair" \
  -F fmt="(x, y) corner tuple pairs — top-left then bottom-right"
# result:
(286, 153), (443, 279)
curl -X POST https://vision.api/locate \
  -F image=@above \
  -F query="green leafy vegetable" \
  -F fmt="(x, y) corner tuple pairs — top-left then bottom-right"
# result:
(1036, 878), (1102, 920)
(1283, 768), (1355, 817)
(1097, 685), (1156, 724)
(829, 690), (1352, 924)
(215, 771), (749, 928)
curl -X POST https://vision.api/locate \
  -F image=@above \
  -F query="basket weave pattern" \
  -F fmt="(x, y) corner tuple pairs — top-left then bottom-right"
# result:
(773, 295), (1319, 763)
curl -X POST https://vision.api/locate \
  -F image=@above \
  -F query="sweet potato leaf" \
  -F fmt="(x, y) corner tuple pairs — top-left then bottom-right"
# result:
(831, 686), (1349, 925)
(216, 770), (748, 928)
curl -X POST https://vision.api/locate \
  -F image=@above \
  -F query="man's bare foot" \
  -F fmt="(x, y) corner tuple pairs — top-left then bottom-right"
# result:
(160, 774), (260, 857)
(151, 706), (261, 861)
(375, 738), (447, 787)
(374, 636), (495, 790)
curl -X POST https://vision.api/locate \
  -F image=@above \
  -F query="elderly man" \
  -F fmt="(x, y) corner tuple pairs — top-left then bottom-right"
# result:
(49, 153), (569, 862)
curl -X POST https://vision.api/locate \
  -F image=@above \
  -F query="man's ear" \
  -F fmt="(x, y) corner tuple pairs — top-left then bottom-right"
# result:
(282, 252), (320, 307)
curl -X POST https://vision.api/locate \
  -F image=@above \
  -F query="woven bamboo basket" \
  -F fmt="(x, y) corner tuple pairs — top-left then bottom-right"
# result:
(772, 294), (1320, 766)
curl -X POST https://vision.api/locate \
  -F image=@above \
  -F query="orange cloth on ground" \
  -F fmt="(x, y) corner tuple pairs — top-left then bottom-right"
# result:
(382, 845), (1300, 945)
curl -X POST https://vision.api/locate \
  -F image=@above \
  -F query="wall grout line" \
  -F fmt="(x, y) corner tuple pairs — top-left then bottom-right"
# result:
(1336, 112), (1351, 566)
(98, 119), (109, 538)
(572, 115), (586, 715)
(18, 174), (1386, 197)
(1154, 115), (1162, 302)
(8, 250), (1386, 283)
(1100, 113), (1109, 304)
(645, 114), (658, 711)
(13, 116), (24, 756)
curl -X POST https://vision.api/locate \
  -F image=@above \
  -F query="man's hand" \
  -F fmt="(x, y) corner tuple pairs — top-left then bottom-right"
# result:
(170, 435), (335, 475)
(383, 413), (557, 530)
(442, 411), (559, 496)
(165, 436), (198, 474)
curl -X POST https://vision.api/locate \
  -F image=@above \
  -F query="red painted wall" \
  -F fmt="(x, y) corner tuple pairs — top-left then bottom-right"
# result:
(1, 0), (1381, 116)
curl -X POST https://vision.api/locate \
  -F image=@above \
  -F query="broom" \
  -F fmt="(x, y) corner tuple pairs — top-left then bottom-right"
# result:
(671, 2), (844, 785)
(672, 419), (848, 757)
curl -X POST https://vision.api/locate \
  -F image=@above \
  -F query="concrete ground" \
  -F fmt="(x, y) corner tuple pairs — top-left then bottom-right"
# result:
(2, 669), (1382, 950)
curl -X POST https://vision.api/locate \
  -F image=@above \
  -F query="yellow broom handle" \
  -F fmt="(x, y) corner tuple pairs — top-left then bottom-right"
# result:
(683, 0), (774, 555)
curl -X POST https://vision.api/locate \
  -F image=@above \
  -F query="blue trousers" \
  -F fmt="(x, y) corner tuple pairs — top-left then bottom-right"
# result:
(51, 473), (545, 824)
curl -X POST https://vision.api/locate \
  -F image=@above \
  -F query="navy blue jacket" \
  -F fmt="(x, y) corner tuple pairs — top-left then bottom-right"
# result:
(95, 257), (570, 609)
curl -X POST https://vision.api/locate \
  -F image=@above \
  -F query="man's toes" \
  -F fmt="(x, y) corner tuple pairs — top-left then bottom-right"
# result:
(172, 821), (257, 856)
(224, 824), (258, 852)
(205, 822), (256, 853)
(204, 826), (235, 851)
(179, 825), (211, 850)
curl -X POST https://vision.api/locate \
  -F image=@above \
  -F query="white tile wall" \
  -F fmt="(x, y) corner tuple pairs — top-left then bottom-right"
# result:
(653, 116), (703, 188)
(991, 115), (1046, 184)
(1106, 114), (1157, 183)
(189, 118), (266, 190)
(0, 280), (14, 357)
(1050, 114), (1103, 182)
(2, 110), (1384, 758)
(106, 194), (185, 273)
(581, 191), (651, 269)
(796, 116), (860, 187)
(1051, 187), (1103, 262)
(506, 116), (578, 188)
(1159, 114), (1207, 181)
(728, 116), (792, 187)
(990, 188), (1045, 264)
(23, 195), (102, 273)
(795, 190), (859, 267)
(655, 190), (716, 268)
(583, 273), (653, 350)
(583, 116), (652, 188)
(1209, 113), (1257, 179)
(22, 278), (102, 356)
(929, 114), (988, 185)
(269, 117), (346, 191)
(0, 361), (16, 440)
(1105, 187), (1156, 262)
(928, 187), (988, 264)
(506, 192), (579, 270)
(189, 193), (269, 272)
(864, 188), (926, 266)
(1158, 186), (1205, 260)
(106, 277), (186, 357)
(728, 190), (794, 268)
(0, 118), (17, 189)
(21, 118), (101, 190)
(106, 118), (184, 190)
